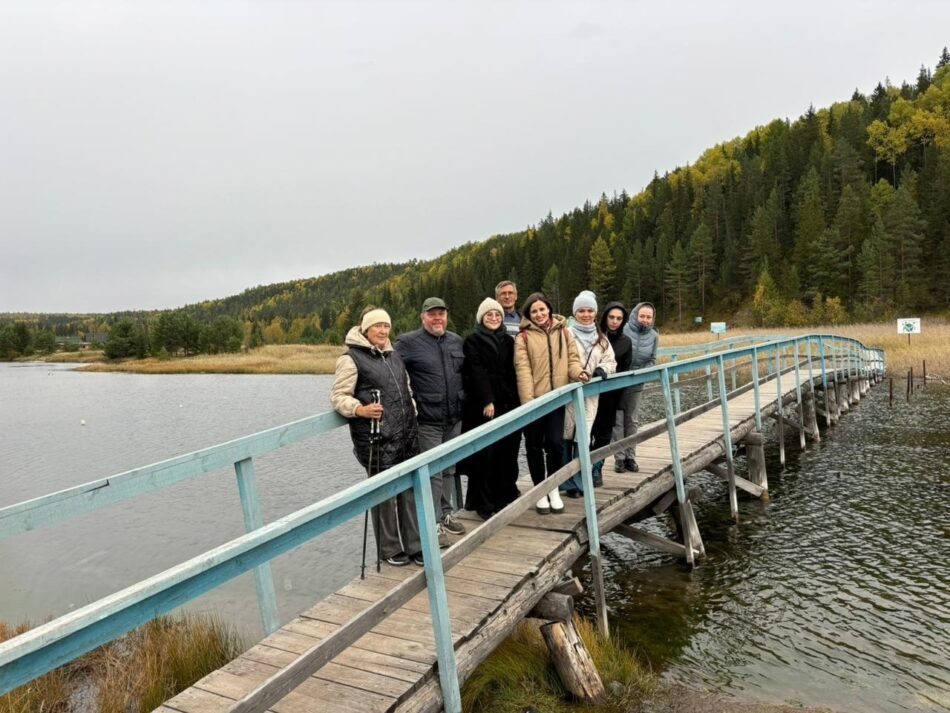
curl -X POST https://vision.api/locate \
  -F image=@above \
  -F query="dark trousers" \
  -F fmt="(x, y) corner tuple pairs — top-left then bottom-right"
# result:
(525, 407), (565, 485)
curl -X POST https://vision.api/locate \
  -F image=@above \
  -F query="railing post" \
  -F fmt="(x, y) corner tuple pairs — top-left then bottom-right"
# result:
(704, 349), (714, 402)
(234, 458), (280, 635)
(412, 464), (462, 713)
(659, 369), (695, 563)
(716, 355), (738, 522)
(793, 339), (805, 450)
(671, 354), (682, 414)
(774, 348), (785, 467)
(751, 346), (763, 432)
(572, 388), (609, 638)
(818, 336), (832, 427)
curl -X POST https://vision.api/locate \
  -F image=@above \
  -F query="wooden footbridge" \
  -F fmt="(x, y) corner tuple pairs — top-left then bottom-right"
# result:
(0, 334), (885, 712)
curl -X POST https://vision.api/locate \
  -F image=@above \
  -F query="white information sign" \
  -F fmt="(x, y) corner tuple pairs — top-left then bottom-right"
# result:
(710, 322), (727, 334)
(897, 318), (921, 334)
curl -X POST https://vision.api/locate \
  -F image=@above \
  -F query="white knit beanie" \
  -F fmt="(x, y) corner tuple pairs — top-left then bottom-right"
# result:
(361, 308), (392, 333)
(572, 290), (597, 315)
(476, 297), (504, 325)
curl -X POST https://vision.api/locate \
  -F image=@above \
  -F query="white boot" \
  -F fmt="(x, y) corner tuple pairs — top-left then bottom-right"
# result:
(535, 495), (551, 514)
(548, 490), (564, 514)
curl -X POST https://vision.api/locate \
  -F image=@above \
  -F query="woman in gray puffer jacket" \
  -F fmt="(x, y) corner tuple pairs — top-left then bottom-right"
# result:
(613, 301), (658, 472)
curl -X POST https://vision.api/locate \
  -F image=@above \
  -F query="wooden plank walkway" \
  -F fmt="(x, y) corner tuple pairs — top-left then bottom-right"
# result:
(157, 368), (862, 713)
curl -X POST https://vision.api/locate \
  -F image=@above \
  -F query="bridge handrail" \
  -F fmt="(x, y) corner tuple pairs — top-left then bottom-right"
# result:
(0, 333), (886, 711)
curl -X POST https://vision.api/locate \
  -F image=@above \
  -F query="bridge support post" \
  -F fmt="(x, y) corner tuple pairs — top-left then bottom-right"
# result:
(743, 431), (769, 502)
(837, 380), (851, 414)
(850, 377), (861, 405)
(802, 383), (820, 442)
(823, 381), (838, 424)
(774, 350), (785, 467)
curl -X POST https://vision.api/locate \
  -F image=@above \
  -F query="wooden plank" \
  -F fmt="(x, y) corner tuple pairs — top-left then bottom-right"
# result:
(162, 687), (237, 713)
(612, 523), (686, 557)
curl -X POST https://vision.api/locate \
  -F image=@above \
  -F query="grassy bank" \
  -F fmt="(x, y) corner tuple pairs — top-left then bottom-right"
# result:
(659, 320), (950, 378)
(462, 617), (836, 713)
(34, 320), (949, 378)
(0, 615), (244, 713)
(75, 344), (344, 375)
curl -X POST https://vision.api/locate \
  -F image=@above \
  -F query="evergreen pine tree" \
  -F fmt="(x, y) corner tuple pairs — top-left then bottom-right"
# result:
(587, 236), (617, 302)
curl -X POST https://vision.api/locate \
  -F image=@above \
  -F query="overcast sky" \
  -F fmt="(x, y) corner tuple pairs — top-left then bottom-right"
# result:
(2, 1), (948, 314)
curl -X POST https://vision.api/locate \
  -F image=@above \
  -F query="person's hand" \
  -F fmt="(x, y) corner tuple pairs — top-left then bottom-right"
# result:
(482, 403), (496, 418)
(578, 371), (590, 383)
(593, 367), (607, 380)
(357, 403), (384, 419)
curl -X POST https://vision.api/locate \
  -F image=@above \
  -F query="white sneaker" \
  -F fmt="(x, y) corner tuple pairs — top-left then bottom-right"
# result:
(535, 495), (551, 514)
(548, 490), (564, 513)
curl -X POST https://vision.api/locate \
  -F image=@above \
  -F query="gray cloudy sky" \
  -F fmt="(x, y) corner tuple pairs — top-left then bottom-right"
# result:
(2, 1), (948, 314)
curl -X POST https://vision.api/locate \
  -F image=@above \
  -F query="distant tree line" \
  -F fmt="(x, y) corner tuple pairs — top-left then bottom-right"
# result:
(4, 49), (950, 358)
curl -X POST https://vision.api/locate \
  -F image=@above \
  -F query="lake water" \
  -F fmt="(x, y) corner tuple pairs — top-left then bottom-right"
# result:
(589, 381), (950, 713)
(2, 363), (948, 711)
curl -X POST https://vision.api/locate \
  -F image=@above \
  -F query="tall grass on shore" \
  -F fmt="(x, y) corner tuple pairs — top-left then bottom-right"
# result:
(77, 344), (344, 375)
(41, 319), (950, 379)
(659, 320), (950, 379)
(461, 616), (655, 713)
(0, 614), (245, 713)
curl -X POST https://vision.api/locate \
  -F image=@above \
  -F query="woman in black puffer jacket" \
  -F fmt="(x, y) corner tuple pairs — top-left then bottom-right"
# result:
(591, 301), (632, 478)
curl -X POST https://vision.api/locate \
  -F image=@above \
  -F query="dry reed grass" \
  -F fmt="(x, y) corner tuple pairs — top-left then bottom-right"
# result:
(37, 350), (104, 364)
(660, 320), (950, 380)
(77, 344), (344, 375)
(461, 615), (654, 713)
(0, 614), (244, 713)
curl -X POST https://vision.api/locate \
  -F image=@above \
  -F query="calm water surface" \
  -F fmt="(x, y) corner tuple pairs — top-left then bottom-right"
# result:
(0, 362), (363, 638)
(2, 364), (948, 711)
(589, 382), (950, 713)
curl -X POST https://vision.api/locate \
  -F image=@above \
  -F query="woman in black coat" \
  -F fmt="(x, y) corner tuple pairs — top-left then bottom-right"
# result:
(458, 297), (522, 519)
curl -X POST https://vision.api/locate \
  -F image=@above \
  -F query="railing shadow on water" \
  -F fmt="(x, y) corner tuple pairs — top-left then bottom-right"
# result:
(0, 333), (885, 713)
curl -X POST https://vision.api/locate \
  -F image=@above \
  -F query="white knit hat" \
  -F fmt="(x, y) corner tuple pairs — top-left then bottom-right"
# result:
(476, 297), (504, 325)
(361, 308), (392, 333)
(572, 290), (597, 315)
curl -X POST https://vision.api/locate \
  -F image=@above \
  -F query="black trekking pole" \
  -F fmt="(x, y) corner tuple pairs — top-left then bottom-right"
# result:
(361, 389), (382, 579)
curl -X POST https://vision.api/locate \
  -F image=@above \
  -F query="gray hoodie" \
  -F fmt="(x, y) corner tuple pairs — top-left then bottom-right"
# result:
(622, 301), (658, 373)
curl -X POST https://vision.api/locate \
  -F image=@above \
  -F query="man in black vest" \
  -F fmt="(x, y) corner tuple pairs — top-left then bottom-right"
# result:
(395, 297), (467, 542)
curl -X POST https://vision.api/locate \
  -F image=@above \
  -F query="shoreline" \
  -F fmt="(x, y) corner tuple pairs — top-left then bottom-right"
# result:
(24, 321), (950, 377)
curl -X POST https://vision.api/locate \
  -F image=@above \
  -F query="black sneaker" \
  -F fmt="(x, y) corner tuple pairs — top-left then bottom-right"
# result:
(384, 553), (410, 567)
(614, 459), (626, 473)
(625, 457), (639, 473)
(411, 552), (424, 566)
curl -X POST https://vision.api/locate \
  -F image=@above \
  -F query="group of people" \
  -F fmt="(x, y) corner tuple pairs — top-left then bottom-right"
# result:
(330, 281), (657, 568)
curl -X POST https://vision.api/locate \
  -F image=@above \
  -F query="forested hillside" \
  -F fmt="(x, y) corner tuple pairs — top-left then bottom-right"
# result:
(5, 50), (950, 356)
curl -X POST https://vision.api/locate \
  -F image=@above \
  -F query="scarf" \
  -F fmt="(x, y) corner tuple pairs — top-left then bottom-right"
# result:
(474, 323), (509, 353)
(571, 321), (598, 361)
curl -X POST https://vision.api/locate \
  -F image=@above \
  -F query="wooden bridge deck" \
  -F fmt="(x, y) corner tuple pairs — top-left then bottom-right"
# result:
(157, 368), (860, 713)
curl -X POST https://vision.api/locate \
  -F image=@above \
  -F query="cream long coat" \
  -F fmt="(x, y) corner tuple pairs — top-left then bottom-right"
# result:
(563, 331), (616, 441)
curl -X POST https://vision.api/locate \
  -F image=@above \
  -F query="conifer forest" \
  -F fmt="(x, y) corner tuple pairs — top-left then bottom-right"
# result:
(4, 51), (950, 357)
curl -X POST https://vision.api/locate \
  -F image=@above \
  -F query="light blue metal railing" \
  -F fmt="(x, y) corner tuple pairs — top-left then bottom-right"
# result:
(0, 333), (885, 712)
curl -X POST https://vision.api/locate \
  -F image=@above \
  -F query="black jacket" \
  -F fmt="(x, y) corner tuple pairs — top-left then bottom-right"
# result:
(461, 329), (519, 419)
(395, 328), (465, 426)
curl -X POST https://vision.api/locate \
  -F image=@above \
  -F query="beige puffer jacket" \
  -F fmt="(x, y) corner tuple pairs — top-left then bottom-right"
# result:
(513, 314), (584, 404)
